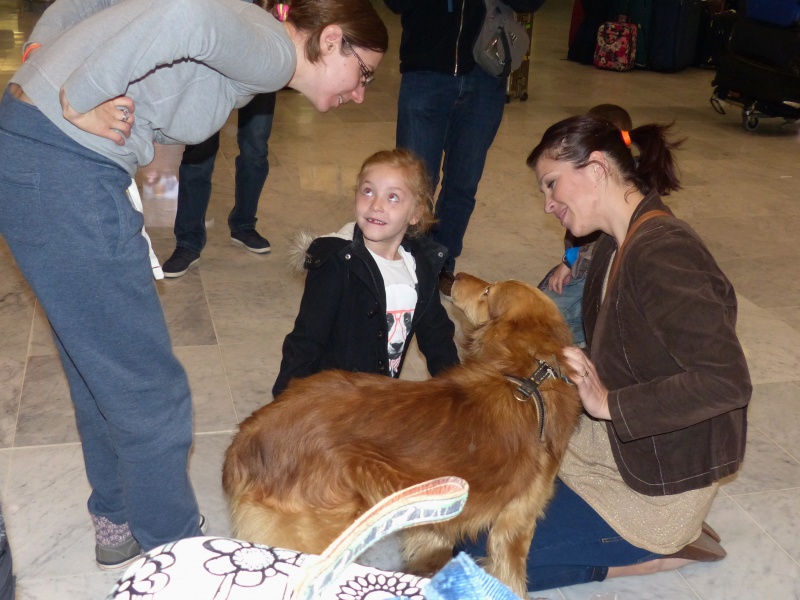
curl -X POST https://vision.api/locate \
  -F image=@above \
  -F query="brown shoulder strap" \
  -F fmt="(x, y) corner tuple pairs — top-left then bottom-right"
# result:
(607, 209), (671, 288)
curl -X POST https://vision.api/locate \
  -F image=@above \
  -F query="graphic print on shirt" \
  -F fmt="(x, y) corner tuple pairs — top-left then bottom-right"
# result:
(387, 309), (414, 376)
(370, 246), (418, 378)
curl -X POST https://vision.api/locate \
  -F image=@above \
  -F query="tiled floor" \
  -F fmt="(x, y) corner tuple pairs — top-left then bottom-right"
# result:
(1, 0), (799, 598)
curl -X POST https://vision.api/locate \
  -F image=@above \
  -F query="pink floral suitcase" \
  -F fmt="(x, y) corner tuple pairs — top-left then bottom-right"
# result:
(594, 17), (638, 71)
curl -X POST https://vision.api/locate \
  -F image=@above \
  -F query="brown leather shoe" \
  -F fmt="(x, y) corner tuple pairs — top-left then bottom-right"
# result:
(666, 531), (726, 562)
(702, 521), (721, 543)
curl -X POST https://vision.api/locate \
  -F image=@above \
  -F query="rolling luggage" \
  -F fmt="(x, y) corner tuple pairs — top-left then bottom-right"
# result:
(696, 8), (737, 68)
(714, 53), (800, 105)
(726, 16), (800, 71)
(608, 0), (655, 67)
(594, 16), (638, 70)
(711, 16), (800, 129)
(568, 0), (614, 64)
(648, 0), (704, 71)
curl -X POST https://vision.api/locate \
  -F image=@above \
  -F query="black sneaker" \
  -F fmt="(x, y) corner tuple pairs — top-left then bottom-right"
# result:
(162, 247), (201, 278)
(230, 229), (271, 254)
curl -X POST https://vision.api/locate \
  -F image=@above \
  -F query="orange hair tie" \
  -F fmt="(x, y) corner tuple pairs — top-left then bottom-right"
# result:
(620, 130), (632, 147)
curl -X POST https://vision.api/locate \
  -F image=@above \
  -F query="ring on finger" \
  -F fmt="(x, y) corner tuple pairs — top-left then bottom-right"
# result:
(120, 107), (130, 123)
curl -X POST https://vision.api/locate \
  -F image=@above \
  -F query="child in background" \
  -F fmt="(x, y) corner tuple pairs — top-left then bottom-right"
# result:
(538, 104), (633, 346)
(273, 149), (460, 397)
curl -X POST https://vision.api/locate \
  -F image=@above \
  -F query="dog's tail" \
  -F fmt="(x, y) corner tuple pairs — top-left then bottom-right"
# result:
(222, 426), (268, 504)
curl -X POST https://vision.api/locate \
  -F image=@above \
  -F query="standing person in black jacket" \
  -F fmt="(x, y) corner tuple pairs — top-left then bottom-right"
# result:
(384, 0), (545, 294)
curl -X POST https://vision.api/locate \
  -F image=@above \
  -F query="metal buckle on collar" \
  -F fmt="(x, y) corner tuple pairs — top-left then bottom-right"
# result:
(504, 359), (559, 443)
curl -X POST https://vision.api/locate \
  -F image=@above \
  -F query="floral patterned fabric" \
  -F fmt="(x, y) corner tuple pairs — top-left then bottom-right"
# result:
(594, 20), (638, 71)
(106, 536), (428, 600)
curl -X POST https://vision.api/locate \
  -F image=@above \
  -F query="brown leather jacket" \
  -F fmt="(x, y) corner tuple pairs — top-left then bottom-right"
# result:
(583, 192), (751, 496)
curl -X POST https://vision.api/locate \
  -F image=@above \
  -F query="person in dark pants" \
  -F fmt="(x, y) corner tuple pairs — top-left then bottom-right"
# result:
(384, 0), (545, 294)
(0, 503), (14, 600)
(161, 91), (277, 278)
(3, 0), (388, 570)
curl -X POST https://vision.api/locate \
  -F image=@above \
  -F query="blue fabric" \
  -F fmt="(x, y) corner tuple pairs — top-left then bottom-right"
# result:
(421, 552), (519, 600)
(539, 268), (587, 346)
(396, 68), (505, 273)
(0, 89), (201, 551)
(456, 479), (661, 592)
(564, 246), (580, 265)
(175, 92), (276, 252)
(0, 501), (12, 600)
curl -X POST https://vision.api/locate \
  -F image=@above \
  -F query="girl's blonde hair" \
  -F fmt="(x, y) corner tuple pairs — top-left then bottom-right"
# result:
(356, 149), (436, 238)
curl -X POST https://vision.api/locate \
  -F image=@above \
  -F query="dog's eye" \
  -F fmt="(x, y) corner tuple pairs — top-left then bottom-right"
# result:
(483, 286), (491, 296)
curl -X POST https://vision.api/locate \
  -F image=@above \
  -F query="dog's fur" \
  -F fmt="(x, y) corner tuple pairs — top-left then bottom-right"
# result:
(222, 273), (583, 597)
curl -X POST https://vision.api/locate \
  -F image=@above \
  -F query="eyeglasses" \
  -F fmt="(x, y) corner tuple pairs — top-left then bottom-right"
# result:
(343, 38), (374, 87)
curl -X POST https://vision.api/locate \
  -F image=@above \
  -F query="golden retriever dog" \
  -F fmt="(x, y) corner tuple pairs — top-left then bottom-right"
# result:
(222, 273), (583, 597)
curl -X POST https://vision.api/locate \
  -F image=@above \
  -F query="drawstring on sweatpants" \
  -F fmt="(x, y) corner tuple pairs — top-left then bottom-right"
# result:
(125, 179), (164, 280)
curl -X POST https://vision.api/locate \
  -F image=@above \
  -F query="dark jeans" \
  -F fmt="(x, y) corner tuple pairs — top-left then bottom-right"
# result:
(0, 503), (13, 600)
(456, 479), (661, 592)
(396, 68), (506, 273)
(175, 92), (276, 253)
(0, 542), (12, 600)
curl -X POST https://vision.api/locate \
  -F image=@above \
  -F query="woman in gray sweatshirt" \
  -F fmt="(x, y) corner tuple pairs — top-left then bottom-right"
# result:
(0, 0), (387, 571)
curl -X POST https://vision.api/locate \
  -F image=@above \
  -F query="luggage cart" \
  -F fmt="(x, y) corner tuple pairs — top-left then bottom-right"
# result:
(709, 17), (800, 130)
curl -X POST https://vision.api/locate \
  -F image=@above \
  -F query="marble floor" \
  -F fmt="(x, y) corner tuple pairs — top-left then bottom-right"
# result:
(1, 0), (800, 598)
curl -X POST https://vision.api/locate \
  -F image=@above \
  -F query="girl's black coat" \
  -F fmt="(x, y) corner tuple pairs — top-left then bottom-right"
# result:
(272, 227), (459, 397)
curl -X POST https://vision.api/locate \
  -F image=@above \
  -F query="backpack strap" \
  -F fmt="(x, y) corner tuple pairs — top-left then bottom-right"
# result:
(607, 209), (671, 288)
(290, 477), (469, 600)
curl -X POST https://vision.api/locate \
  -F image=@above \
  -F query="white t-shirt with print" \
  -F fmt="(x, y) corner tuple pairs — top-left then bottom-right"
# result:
(368, 247), (418, 377)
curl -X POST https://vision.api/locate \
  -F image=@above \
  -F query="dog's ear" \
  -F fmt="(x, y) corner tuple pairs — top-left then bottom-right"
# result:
(485, 281), (574, 348)
(486, 281), (536, 321)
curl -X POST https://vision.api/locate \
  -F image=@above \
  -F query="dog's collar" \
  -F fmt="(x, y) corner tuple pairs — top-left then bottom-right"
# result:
(504, 359), (565, 443)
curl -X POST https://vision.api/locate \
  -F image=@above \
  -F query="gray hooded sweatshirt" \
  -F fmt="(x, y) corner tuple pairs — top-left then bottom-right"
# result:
(11, 0), (296, 176)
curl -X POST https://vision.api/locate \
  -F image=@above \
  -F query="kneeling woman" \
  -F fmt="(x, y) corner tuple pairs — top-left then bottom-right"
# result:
(461, 116), (751, 591)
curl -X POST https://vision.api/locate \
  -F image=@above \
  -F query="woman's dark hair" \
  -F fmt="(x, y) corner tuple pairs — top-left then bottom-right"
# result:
(262, 0), (388, 63)
(526, 116), (684, 196)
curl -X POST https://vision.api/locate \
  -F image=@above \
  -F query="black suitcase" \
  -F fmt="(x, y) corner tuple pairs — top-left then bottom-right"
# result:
(726, 17), (800, 72)
(696, 9), (737, 68)
(568, 0), (614, 64)
(649, 0), (704, 71)
(714, 53), (800, 103)
(712, 53), (800, 128)
(608, 0), (656, 67)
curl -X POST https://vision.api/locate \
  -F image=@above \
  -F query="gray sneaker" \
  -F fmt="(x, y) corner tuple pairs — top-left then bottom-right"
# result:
(95, 514), (206, 571)
(96, 536), (142, 571)
(162, 247), (201, 278)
